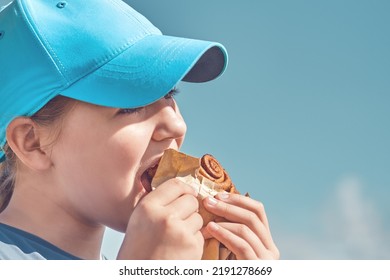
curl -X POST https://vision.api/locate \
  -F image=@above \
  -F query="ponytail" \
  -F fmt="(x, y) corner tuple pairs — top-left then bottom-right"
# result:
(0, 144), (16, 212)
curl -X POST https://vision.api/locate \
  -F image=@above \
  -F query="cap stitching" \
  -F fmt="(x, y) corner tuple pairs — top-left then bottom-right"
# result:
(63, 32), (150, 91)
(100, 38), (190, 83)
(93, 32), (148, 68)
(17, 0), (68, 82)
(150, 40), (193, 81)
(99, 36), (178, 75)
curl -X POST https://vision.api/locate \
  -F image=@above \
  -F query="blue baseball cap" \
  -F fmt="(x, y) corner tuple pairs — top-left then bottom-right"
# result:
(0, 0), (228, 162)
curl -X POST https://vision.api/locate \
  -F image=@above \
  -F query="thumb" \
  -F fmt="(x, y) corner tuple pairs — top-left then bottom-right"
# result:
(200, 226), (213, 239)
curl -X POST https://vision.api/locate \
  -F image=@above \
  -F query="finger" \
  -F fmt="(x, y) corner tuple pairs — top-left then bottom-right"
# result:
(200, 227), (213, 240)
(215, 193), (270, 229)
(168, 194), (199, 219)
(184, 212), (204, 234)
(151, 178), (197, 205)
(202, 197), (276, 249)
(203, 196), (261, 230)
(210, 222), (267, 258)
(206, 222), (258, 260)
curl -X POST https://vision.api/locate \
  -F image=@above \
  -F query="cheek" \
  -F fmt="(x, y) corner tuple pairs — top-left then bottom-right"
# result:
(52, 125), (149, 225)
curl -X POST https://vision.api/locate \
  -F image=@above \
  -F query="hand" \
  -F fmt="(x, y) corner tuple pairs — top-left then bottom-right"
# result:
(202, 193), (280, 260)
(117, 179), (204, 259)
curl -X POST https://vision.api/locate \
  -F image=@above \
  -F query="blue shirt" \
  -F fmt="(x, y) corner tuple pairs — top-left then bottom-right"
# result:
(0, 223), (80, 260)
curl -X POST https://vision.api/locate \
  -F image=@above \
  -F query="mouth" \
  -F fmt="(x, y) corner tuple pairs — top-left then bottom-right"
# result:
(140, 161), (160, 193)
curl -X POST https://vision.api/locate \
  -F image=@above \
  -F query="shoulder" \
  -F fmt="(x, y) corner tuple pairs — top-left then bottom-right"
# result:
(0, 223), (45, 259)
(0, 223), (80, 260)
(0, 241), (46, 260)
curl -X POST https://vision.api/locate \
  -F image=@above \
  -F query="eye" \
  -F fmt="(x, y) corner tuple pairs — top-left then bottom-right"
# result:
(117, 88), (179, 115)
(164, 87), (179, 99)
(117, 107), (144, 115)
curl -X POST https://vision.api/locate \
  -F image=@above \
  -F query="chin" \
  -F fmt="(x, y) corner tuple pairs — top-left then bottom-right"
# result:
(105, 216), (130, 233)
(103, 203), (134, 233)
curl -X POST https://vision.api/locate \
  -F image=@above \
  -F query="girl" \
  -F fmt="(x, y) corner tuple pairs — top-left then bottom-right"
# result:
(0, 0), (279, 260)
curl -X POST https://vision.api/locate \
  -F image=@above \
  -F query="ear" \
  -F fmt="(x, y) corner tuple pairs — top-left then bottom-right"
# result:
(6, 117), (52, 171)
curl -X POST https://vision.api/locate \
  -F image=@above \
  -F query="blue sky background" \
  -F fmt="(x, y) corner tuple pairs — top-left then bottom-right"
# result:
(2, 0), (388, 259)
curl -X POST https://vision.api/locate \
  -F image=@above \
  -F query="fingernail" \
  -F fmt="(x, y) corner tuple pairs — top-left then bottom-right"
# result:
(219, 192), (229, 200)
(207, 196), (218, 206)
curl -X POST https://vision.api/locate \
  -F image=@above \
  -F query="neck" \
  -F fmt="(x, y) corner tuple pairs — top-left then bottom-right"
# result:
(0, 173), (105, 260)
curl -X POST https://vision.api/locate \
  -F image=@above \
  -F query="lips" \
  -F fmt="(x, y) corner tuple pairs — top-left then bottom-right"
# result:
(140, 161), (160, 193)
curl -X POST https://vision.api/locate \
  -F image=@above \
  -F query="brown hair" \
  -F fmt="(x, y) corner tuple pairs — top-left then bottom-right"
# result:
(0, 96), (76, 212)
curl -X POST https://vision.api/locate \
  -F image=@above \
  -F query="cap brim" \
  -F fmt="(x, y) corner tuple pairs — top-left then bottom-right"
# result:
(60, 34), (228, 108)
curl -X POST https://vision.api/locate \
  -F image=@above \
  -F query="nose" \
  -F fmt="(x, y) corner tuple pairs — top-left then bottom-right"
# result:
(151, 99), (187, 143)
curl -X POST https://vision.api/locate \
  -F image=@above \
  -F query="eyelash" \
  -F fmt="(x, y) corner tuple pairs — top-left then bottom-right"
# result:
(164, 87), (179, 99)
(118, 88), (179, 115)
(118, 107), (143, 115)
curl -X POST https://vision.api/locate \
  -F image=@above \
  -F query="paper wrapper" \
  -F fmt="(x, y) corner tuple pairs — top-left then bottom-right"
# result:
(151, 149), (238, 260)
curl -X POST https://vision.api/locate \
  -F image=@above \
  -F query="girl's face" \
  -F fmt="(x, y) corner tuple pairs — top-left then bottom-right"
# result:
(49, 93), (186, 232)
